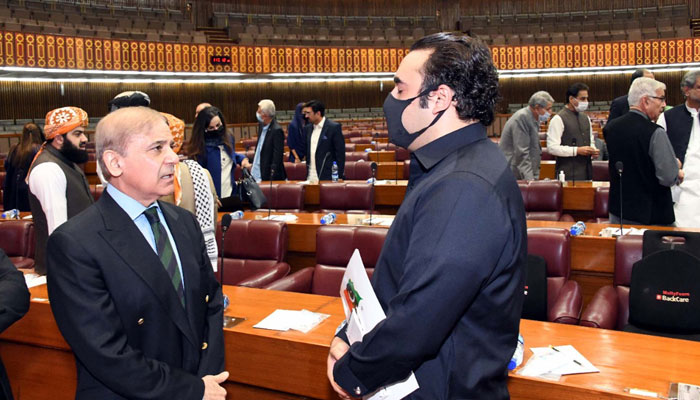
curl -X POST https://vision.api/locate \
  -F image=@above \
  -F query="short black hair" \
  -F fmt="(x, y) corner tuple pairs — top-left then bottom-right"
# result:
(566, 83), (589, 104)
(630, 69), (648, 85)
(409, 32), (500, 126)
(303, 100), (325, 117)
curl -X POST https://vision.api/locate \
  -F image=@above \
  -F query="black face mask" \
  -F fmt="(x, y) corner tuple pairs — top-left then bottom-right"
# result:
(60, 137), (89, 164)
(205, 126), (225, 138)
(383, 87), (446, 149)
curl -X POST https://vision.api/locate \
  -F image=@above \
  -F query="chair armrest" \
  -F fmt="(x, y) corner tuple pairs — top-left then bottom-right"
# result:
(238, 262), (290, 288)
(548, 279), (582, 325)
(263, 267), (314, 293)
(559, 214), (575, 222)
(579, 285), (619, 329)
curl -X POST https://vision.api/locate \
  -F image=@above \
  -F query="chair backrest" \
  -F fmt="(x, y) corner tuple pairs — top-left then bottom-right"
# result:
(349, 137), (372, 144)
(345, 152), (369, 162)
(0, 220), (33, 257)
(527, 228), (570, 279)
(241, 138), (257, 150)
(593, 186), (609, 220)
(520, 181), (563, 220)
(283, 162), (307, 180)
(319, 182), (373, 212)
(395, 147), (410, 161)
(592, 160), (610, 181)
(343, 161), (373, 180)
(316, 225), (387, 268)
(615, 235), (643, 287)
(259, 183), (305, 212)
(217, 220), (288, 285)
(403, 159), (411, 180)
(345, 143), (356, 152)
(90, 185), (104, 202)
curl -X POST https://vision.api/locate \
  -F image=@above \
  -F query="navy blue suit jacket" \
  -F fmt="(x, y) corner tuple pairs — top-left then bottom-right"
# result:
(305, 118), (345, 180)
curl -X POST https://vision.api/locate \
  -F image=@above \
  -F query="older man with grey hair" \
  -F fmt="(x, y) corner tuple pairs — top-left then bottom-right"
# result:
(604, 77), (682, 226)
(657, 70), (700, 227)
(499, 91), (554, 180)
(242, 99), (287, 181)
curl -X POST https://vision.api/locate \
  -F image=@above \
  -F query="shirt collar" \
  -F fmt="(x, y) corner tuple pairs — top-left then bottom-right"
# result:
(106, 184), (158, 221)
(413, 122), (487, 170)
(686, 102), (699, 116)
(314, 117), (326, 130)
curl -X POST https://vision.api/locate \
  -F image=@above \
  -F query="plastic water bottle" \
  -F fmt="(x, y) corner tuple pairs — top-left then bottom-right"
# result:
(331, 162), (339, 182)
(508, 334), (524, 370)
(230, 211), (244, 220)
(320, 212), (336, 225)
(570, 221), (586, 236)
(558, 170), (566, 183)
(1, 209), (19, 219)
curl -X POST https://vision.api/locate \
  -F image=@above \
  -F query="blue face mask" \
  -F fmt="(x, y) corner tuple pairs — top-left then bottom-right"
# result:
(383, 86), (445, 149)
(539, 111), (551, 123)
(256, 112), (264, 123)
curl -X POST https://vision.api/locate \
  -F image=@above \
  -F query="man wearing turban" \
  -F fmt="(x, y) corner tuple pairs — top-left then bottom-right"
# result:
(27, 106), (94, 275)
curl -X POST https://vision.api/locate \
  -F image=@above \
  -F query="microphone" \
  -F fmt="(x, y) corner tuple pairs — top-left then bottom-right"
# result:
(220, 214), (233, 286)
(615, 161), (624, 236)
(318, 152), (331, 182)
(369, 162), (377, 226)
(268, 166), (275, 219)
(571, 137), (577, 186)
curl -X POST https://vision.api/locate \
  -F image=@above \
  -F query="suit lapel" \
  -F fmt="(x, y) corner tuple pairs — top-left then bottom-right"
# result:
(97, 192), (197, 347)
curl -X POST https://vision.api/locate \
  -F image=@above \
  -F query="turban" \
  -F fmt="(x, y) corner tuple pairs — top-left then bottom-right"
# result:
(161, 112), (184, 154)
(160, 112), (185, 205)
(44, 107), (88, 140)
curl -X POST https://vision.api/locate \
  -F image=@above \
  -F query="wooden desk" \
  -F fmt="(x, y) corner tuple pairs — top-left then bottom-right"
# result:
(3, 285), (698, 399)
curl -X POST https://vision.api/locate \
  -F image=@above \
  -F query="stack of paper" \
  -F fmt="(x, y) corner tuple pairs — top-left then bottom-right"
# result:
(516, 345), (598, 380)
(259, 214), (299, 222)
(253, 309), (329, 333)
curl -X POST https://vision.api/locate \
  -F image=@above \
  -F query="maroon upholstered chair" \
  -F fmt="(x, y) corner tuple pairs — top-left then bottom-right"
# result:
(375, 143), (397, 151)
(592, 160), (610, 181)
(591, 186), (610, 224)
(241, 138), (257, 150)
(90, 185), (105, 202)
(215, 220), (290, 287)
(343, 161), (373, 180)
(283, 162), (307, 181)
(345, 143), (356, 152)
(519, 180), (573, 221)
(259, 183), (305, 212)
(319, 182), (373, 213)
(541, 148), (555, 160)
(343, 131), (362, 139)
(345, 152), (370, 162)
(403, 159), (411, 180)
(265, 226), (387, 296)
(579, 235), (642, 330)
(395, 147), (410, 161)
(245, 150), (255, 161)
(527, 228), (582, 324)
(0, 220), (35, 269)
(349, 137), (372, 145)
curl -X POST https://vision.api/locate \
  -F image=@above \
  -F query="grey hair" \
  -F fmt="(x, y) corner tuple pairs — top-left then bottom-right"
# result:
(96, 106), (168, 181)
(628, 77), (666, 107)
(681, 70), (700, 90)
(258, 99), (276, 118)
(528, 91), (554, 108)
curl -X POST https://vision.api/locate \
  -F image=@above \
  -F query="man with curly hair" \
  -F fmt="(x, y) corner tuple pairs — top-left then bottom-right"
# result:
(327, 32), (527, 400)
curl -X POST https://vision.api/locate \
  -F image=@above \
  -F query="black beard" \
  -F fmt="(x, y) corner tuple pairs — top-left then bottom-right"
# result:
(60, 138), (89, 164)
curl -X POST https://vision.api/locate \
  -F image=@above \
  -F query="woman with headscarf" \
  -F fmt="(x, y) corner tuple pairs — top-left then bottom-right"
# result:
(4, 123), (44, 211)
(286, 102), (307, 163)
(183, 106), (246, 212)
(160, 112), (219, 270)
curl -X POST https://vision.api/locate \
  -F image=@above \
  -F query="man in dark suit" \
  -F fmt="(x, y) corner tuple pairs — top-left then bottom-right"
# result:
(46, 107), (227, 400)
(0, 249), (30, 400)
(302, 100), (345, 181)
(242, 99), (286, 181)
(608, 69), (654, 121)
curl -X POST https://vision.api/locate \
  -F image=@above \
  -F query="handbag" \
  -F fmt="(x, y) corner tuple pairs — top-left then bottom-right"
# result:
(239, 168), (267, 210)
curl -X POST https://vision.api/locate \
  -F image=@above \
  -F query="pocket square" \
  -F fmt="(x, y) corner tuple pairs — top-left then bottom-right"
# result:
(322, 135), (328, 140)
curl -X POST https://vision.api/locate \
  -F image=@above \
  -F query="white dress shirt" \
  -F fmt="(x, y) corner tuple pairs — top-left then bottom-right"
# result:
(307, 117), (326, 182)
(220, 145), (233, 198)
(28, 162), (67, 235)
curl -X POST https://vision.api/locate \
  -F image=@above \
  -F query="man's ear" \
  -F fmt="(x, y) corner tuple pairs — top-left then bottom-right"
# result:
(102, 150), (123, 178)
(432, 84), (455, 114)
(53, 134), (64, 147)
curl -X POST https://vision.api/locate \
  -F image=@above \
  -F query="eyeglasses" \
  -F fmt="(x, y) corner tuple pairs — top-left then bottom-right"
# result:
(649, 96), (666, 102)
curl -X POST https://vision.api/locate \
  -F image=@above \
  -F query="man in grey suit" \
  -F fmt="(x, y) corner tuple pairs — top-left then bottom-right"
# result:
(303, 100), (345, 181)
(499, 91), (554, 180)
(47, 107), (227, 400)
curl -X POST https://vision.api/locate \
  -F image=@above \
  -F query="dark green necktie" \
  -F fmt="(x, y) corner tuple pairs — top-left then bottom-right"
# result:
(143, 207), (185, 308)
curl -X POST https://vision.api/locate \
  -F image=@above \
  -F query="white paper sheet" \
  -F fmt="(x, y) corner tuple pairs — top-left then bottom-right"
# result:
(340, 249), (419, 400)
(360, 217), (394, 227)
(23, 273), (47, 288)
(259, 214), (299, 222)
(527, 345), (599, 375)
(253, 309), (329, 333)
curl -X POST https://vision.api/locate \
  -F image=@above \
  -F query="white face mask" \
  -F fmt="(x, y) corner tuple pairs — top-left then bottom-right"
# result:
(574, 101), (588, 112)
